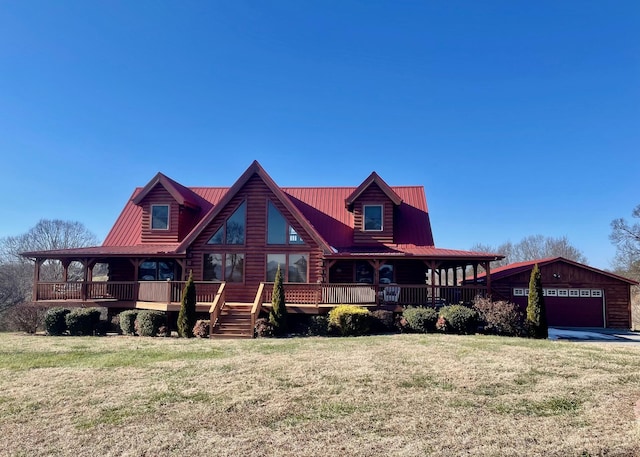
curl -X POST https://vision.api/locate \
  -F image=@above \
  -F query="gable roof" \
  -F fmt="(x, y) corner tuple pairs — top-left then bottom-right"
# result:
(132, 172), (203, 210)
(175, 161), (333, 254)
(345, 171), (403, 208)
(475, 257), (639, 285)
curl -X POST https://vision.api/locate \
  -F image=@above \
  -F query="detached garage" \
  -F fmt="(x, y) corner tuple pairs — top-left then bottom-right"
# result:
(479, 257), (637, 329)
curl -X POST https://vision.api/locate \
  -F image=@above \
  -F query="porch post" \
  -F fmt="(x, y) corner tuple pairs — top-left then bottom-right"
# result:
(32, 258), (43, 302)
(483, 261), (492, 298)
(61, 259), (70, 282)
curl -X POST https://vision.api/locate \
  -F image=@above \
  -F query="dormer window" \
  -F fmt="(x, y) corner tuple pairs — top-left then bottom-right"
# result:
(363, 205), (383, 231)
(151, 205), (169, 230)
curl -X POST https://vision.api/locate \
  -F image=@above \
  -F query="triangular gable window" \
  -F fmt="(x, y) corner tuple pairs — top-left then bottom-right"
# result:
(207, 201), (246, 245)
(267, 201), (304, 245)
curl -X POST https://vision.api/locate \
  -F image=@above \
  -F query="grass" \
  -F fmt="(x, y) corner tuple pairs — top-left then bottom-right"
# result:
(0, 333), (638, 456)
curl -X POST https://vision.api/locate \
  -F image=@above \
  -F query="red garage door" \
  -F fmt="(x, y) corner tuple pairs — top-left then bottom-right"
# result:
(512, 289), (605, 327)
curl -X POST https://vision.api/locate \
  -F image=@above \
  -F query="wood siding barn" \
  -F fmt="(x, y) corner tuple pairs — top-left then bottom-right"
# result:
(486, 258), (636, 329)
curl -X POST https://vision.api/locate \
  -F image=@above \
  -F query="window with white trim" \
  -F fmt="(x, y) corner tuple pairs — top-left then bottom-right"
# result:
(363, 205), (383, 231)
(151, 205), (169, 230)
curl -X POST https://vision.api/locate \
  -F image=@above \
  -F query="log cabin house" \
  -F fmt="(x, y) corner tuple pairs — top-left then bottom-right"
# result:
(23, 160), (503, 337)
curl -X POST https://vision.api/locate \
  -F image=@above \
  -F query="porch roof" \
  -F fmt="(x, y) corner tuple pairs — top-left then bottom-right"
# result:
(21, 244), (183, 259)
(327, 245), (502, 261)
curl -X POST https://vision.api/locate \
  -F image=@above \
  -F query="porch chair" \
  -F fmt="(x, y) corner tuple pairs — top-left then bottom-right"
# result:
(383, 284), (401, 304)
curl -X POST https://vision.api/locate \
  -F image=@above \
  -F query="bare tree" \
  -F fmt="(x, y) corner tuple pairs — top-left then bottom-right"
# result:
(0, 219), (99, 312)
(471, 235), (587, 269)
(610, 204), (640, 281)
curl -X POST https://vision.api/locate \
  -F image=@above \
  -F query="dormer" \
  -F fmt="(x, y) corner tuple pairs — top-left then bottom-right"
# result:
(346, 172), (402, 245)
(133, 172), (203, 243)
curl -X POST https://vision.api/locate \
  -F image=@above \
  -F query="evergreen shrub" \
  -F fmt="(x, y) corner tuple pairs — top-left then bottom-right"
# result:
(436, 305), (478, 334)
(44, 307), (70, 335)
(371, 309), (396, 333)
(328, 305), (371, 336)
(402, 307), (438, 333)
(135, 310), (165, 337)
(65, 308), (102, 336)
(119, 310), (138, 335)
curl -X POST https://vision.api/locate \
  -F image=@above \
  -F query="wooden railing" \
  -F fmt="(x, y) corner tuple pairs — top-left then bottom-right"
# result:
(137, 281), (223, 304)
(260, 283), (488, 307)
(209, 282), (227, 336)
(250, 282), (265, 332)
(35, 281), (136, 301)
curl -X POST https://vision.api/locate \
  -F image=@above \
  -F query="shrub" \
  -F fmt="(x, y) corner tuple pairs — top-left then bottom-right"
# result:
(527, 264), (548, 339)
(269, 265), (288, 335)
(306, 315), (329, 336)
(1, 304), (46, 333)
(255, 317), (275, 338)
(328, 305), (371, 336)
(65, 308), (102, 336)
(402, 307), (438, 333)
(135, 310), (165, 337)
(44, 308), (70, 335)
(193, 319), (211, 338)
(119, 310), (138, 335)
(178, 271), (197, 338)
(371, 310), (396, 333)
(473, 296), (525, 336)
(437, 305), (478, 334)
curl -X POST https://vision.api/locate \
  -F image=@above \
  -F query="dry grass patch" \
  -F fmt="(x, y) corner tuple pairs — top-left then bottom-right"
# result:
(0, 333), (638, 456)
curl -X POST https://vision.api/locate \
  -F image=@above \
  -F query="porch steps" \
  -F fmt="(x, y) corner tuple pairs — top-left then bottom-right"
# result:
(211, 302), (254, 339)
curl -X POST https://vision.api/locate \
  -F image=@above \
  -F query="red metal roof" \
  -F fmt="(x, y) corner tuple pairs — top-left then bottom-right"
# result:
(474, 257), (639, 285)
(22, 244), (182, 257)
(30, 163), (500, 261)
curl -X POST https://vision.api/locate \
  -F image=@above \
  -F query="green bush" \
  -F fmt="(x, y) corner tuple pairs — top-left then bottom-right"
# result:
(134, 310), (165, 337)
(437, 305), (478, 334)
(44, 308), (70, 335)
(473, 296), (525, 336)
(119, 310), (138, 335)
(269, 265), (288, 335)
(306, 315), (329, 336)
(177, 271), (197, 338)
(371, 310), (396, 333)
(402, 307), (438, 333)
(328, 305), (371, 336)
(193, 319), (210, 338)
(65, 308), (102, 336)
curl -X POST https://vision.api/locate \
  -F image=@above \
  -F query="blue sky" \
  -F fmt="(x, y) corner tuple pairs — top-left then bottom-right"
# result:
(0, 1), (638, 269)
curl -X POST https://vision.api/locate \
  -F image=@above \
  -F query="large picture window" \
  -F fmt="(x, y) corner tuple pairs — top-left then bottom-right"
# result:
(138, 260), (175, 280)
(363, 205), (383, 231)
(204, 253), (244, 283)
(151, 205), (169, 230)
(207, 201), (246, 245)
(266, 253), (308, 283)
(267, 201), (304, 245)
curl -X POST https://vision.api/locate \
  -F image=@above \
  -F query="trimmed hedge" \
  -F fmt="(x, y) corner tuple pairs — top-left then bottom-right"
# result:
(65, 308), (102, 336)
(402, 307), (438, 333)
(119, 310), (139, 335)
(306, 315), (329, 336)
(436, 305), (478, 334)
(134, 310), (165, 337)
(44, 308), (70, 335)
(328, 305), (371, 336)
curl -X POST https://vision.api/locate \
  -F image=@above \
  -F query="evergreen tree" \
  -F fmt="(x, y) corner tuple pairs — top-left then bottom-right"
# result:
(526, 264), (548, 338)
(269, 265), (287, 334)
(177, 271), (197, 338)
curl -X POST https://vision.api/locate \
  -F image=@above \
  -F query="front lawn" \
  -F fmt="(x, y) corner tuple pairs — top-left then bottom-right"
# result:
(0, 333), (638, 456)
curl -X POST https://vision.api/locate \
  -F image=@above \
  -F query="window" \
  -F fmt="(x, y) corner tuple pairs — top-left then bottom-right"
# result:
(379, 264), (394, 284)
(203, 253), (244, 283)
(356, 261), (374, 283)
(267, 201), (305, 245)
(151, 205), (169, 230)
(363, 205), (383, 231)
(207, 202), (246, 245)
(266, 253), (308, 283)
(138, 260), (175, 280)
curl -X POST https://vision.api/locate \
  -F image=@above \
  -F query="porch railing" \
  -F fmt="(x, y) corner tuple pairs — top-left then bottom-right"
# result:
(261, 283), (488, 307)
(35, 280), (222, 305)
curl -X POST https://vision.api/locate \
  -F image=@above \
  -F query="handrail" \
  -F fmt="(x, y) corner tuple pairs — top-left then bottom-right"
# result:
(250, 282), (266, 335)
(208, 282), (226, 336)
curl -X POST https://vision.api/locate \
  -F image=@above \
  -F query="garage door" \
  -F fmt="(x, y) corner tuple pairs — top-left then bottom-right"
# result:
(512, 288), (604, 327)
